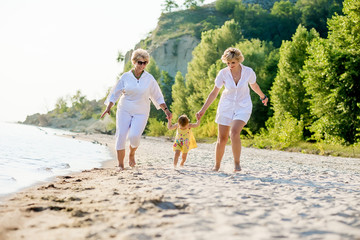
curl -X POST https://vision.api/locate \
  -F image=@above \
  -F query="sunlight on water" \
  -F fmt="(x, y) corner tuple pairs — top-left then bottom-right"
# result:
(0, 122), (111, 196)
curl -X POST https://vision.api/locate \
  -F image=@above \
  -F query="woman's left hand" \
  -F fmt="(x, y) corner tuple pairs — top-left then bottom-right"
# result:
(164, 109), (172, 120)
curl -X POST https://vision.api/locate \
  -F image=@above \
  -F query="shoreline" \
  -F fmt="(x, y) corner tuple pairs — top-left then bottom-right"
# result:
(0, 131), (116, 203)
(1, 133), (360, 239)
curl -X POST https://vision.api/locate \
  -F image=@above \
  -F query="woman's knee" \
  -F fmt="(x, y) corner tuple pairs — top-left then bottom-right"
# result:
(217, 135), (228, 145)
(128, 133), (141, 147)
(230, 130), (241, 141)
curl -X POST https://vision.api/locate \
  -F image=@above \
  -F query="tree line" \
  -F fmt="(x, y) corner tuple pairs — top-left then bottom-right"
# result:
(134, 0), (359, 147)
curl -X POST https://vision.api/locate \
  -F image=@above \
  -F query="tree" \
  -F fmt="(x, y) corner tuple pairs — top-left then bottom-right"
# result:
(295, 0), (343, 38)
(54, 97), (68, 114)
(117, 51), (124, 63)
(302, 0), (360, 144)
(215, 0), (237, 15)
(160, 70), (174, 109)
(171, 71), (189, 118)
(162, 0), (179, 13)
(270, 25), (319, 127)
(183, 0), (205, 10)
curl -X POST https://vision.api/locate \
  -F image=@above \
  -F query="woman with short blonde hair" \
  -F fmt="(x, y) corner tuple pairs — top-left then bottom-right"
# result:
(221, 47), (244, 64)
(197, 47), (268, 172)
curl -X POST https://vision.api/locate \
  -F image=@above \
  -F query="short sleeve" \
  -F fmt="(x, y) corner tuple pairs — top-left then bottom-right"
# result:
(248, 69), (256, 84)
(104, 75), (125, 105)
(214, 69), (225, 88)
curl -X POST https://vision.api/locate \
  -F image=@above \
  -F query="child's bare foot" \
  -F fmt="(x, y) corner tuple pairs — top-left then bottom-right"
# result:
(180, 163), (185, 167)
(117, 165), (124, 171)
(129, 153), (136, 167)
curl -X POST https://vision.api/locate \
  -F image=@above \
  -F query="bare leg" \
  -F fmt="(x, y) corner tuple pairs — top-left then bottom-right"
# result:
(180, 152), (188, 167)
(174, 150), (181, 168)
(214, 124), (230, 171)
(129, 146), (137, 167)
(117, 149), (125, 170)
(230, 120), (246, 172)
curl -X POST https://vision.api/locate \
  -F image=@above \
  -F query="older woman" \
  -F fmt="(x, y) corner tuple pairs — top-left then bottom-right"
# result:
(196, 47), (268, 172)
(101, 48), (172, 170)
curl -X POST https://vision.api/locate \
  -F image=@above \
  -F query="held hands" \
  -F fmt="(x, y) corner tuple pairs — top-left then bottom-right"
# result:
(196, 109), (205, 120)
(164, 109), (172, 120)
(260, 95), (269, 106)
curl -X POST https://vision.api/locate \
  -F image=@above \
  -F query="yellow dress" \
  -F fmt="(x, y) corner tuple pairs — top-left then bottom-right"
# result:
(173, 127), (197, 153)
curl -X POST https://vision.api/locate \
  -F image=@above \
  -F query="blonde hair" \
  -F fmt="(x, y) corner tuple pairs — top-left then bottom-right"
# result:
(221, 47), (244, 63)
(131, 48), (150, 64)
(178, 115), (190, 128)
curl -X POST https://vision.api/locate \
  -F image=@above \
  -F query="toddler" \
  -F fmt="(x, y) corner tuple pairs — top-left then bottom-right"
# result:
(167, 114), (200, 168)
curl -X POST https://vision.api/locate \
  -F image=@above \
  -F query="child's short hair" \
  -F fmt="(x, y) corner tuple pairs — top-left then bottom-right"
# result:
(178, 115), (190, 127)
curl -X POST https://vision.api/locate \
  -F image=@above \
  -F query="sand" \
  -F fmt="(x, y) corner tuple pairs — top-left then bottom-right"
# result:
(0, 134), (360, 240)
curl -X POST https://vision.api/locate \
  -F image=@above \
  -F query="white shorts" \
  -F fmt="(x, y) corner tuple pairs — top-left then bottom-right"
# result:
(115, 109), (149, 150)
(215, 111), (251, 126)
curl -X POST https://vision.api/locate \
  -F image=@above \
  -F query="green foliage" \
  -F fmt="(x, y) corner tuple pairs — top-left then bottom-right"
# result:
(270, 25), (319, 133)
(146, 58), (161, 80)
(162, 0), (179, 13)
(171, 71), (189, 117)
(54, 97), (68, 114)
(254, 111), (304, 149)
(146, 118), (169, 136)
(295, 0), (343, 38)
(215, 0), (238, 15)
(302, 0), (360, 144)
(160, 70), (174, 108)
(183, 0), (205, 10)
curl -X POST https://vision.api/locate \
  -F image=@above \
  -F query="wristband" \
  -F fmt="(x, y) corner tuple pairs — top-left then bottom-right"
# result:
(260, 95), (267, 101)
(163, 107), (168, 111)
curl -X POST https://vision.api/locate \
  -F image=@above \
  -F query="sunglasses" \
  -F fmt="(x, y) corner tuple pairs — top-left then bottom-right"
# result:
(137, 61), (148, 65)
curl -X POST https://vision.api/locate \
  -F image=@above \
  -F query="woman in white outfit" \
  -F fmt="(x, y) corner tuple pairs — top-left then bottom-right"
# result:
(101, 49), (172, 170)
(196, 47), (268, 172)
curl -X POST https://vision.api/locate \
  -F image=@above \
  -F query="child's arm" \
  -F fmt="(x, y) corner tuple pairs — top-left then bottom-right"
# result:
(189, 118), (200, 128)
(167, 116), (178, 130)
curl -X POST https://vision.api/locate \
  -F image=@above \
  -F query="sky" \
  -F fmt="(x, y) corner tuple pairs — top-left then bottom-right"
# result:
(0, 0), (213, 122)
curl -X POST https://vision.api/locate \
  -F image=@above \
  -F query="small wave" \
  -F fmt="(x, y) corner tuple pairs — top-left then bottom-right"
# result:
(0, 175), (17, 182)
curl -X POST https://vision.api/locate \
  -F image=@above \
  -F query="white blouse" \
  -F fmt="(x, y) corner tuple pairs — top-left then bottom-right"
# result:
(105, 70), (165, 115)
(215, 64), (256, 118)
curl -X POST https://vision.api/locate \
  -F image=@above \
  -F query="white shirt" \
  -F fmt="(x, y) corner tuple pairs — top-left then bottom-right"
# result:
(105, 70), (165, 115)
(215, 64), (256, 118)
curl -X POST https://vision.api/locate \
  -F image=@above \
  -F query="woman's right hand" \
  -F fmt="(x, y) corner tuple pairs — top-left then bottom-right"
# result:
(100, 103), (113, 118)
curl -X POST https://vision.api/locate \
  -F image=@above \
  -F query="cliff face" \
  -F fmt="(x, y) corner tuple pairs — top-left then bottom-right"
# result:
(125, 35), (200, 78)
(149, 35), (200, 78)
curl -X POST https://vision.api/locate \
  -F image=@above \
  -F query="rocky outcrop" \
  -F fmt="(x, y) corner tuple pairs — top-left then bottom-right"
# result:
(149, 35), (200, 78)
(125, 34), (200, 78)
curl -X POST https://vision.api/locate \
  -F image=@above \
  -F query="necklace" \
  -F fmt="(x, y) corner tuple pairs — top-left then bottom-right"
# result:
(231, 67), (242, 83)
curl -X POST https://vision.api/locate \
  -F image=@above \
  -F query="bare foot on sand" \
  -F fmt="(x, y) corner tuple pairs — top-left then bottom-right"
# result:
(212, 165), (220, 171)
(234, 166), (242, 172)
(129, 153), (136, 167)
(117, 165), (124, 171)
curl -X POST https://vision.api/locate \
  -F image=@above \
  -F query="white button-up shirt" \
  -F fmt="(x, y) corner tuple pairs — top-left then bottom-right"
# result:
(105, 70), (165, 115)
(215, 64), (256, 119)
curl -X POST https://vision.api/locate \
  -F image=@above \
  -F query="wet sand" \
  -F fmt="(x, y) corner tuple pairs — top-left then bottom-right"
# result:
(0, 134), (360, 240)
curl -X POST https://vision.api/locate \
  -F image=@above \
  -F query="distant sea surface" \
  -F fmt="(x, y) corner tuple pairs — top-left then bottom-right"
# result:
(0, 122), (111, 197)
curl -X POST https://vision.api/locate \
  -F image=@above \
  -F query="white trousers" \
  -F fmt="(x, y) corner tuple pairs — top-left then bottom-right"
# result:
(115, 109), (149, 150)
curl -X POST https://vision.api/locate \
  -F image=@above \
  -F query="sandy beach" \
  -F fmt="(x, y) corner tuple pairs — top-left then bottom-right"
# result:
(1, 134), (360, 240)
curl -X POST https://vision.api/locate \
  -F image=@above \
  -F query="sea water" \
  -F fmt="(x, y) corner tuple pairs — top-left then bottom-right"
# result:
(0, 122), (112, 197)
